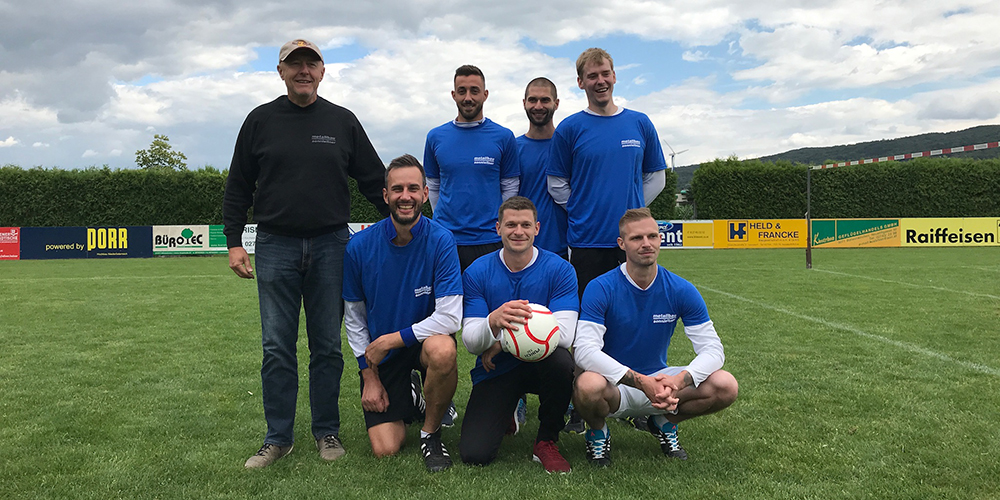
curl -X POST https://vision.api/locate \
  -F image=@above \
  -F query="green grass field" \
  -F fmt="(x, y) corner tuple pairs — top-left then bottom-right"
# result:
(1, 248), (998, 499)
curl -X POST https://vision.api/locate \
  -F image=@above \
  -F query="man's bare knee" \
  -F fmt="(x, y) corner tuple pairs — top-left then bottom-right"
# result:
(423, 336), (457, 372)
(371, 440), (402, 458)
(573, 371), (609, 406)
(714, 371), (738, 407)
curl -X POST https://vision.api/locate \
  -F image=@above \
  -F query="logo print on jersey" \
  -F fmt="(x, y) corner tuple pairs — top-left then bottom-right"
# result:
(621, 139), (641, 148)
(414, 285), (432, 298)
(473, 156), (496, 165)
(652, 313), (677, 324)
(312, 135), (337, 144)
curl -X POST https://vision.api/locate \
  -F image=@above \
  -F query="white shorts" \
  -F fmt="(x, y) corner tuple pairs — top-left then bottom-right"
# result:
(608, 366), (686, 419)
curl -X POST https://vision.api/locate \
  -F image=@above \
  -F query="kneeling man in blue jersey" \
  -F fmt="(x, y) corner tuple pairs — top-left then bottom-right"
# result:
(573, 208), (738, 467)
(343, 154), (463, 472)
(459, 196), (578, 473)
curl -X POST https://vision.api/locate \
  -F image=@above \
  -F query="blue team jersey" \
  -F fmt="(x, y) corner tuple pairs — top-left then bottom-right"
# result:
(548, 109), (667, 248)
(516, 135), (568, 256)
(580, 265), (710, 375)
(343, 217), (463, 364)
(423, 119), (520, 245)
(463, 249), (579, 384)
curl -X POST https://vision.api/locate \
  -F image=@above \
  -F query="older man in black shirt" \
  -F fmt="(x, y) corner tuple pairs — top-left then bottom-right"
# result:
(223, 38), (388, 469)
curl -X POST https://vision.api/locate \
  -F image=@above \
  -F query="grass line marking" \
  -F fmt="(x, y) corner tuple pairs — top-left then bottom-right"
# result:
(0, 274), (228, 283)
(812, 268), (1000, 300)
(960, 265), (1000, 274)
(698, 284), (1000, 377)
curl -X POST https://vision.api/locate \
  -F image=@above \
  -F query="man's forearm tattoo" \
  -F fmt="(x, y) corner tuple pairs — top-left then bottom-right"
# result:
(619, 370), (640, 388)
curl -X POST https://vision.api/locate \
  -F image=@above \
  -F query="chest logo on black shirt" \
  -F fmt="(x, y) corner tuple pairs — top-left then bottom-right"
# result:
(621, 139), (641, 148)
(652, 313), (676, 324)
(473, 156), (496, 165)
(312, 135), (337, 145)
(414, 285), (432, 298)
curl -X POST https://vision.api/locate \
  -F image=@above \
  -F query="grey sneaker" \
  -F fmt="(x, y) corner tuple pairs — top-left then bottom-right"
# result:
(317, 434), (346, 461)
(563, 407), (585, 434)
(245, 443), (293, 469)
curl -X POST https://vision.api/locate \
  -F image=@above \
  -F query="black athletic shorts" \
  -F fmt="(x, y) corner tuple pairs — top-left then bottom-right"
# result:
(457, 242), (503, 272)
(569, 246), (626, 298)
(359, 343), (425, 429)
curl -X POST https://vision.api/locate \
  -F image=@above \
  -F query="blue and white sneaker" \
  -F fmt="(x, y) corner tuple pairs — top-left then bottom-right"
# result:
(516, 395), (528, 425)
(647, 418), (688, 460)
(584, 427), (612, 467)
(507, 395), (528, 435)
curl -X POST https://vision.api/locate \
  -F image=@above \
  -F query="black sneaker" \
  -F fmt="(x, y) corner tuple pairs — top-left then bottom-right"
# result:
(584, 428), (611, 467)
(411, 370), (426, 422)
(441, 401), (459, 427)
(563, 407), (585, 434)
(420, 430), (453, 472)
(620, 415), (648, 431)
(647, 418), (688, 460)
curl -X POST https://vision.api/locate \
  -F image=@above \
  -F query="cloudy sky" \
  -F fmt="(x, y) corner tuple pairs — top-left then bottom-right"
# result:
(2, 0), (999, 170)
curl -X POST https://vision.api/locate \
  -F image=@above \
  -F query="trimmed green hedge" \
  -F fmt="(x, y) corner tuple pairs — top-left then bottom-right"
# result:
(811, 157), (1000, 218)
(690, 158), (807, 219)
(691, 157), (1000, 219)
(2, 166), (673, 227)
(0, 166), (226, 226)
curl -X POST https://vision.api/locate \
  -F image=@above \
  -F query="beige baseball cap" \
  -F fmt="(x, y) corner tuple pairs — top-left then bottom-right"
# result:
(279, 39), (323, 62)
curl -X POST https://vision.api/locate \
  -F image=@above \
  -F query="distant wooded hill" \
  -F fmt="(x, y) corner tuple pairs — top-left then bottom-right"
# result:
(674, 124), (1000, 191)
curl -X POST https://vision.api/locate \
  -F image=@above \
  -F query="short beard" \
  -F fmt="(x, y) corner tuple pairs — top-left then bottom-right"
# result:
(527, 110), (553, 127)
(458, 102), (484, 121)
(391, 208), (420, 226)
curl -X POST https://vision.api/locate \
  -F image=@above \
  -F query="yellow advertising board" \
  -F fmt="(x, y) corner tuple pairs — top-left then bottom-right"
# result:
(713, 219), (807, 249)
(811, 219), (900, 248)
(682, 221), (714, 248)
(900, 218), (1000, 247)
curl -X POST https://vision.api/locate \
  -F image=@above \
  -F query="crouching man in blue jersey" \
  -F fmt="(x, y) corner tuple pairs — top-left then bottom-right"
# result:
(459, 196), (579, 473)
(343, 154), (463, 472)
(573, 208), (738, 467)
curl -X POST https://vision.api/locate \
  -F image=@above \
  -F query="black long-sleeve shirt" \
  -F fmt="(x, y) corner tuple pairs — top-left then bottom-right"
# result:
(223, 96), (389, 248)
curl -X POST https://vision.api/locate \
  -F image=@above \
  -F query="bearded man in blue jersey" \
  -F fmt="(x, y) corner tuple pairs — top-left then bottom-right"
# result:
(572, 208), (738, 467)
(343, 154), (463, 473)
(547, 48), (668, 298)
(424, 64), (521, 271)
(459, 196), (578, 473)
(517, 77), (568, 259)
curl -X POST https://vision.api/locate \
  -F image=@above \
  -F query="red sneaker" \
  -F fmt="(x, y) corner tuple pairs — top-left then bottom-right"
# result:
(532, 440), (571, 473)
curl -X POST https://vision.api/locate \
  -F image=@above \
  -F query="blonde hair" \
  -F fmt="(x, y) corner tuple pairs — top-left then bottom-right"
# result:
(618, 207), (653, 236)
(576, 48), (614, 78)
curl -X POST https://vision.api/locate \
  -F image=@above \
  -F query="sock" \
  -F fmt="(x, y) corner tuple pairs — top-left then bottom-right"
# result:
(651, 414), (677, 434)
(421, 429), (436, 439)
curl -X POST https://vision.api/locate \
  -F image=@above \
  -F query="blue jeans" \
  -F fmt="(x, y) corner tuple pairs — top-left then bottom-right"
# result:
(255, 228), (348, 446)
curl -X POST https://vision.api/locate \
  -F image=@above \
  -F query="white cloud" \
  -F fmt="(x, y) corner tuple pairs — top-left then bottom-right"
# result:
(682, 50), (710, 62)
(2, 1), (1000, 170)
(0, 136), (20, 147)
(82, 150), (98, 158)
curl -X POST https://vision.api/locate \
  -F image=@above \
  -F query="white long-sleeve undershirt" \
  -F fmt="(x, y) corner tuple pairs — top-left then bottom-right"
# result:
(344, 294), (463, 359)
